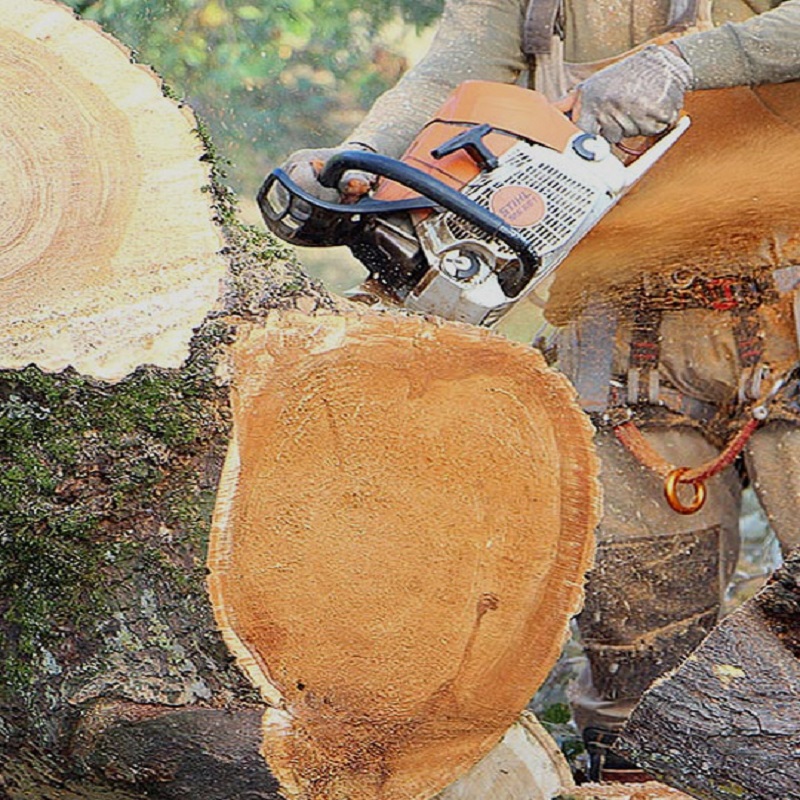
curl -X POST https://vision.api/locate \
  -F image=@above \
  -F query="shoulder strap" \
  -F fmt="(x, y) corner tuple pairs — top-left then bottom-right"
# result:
(522, 0), (711, 59)
(666, 0), (709, 31)
(522, 0), (564, 56)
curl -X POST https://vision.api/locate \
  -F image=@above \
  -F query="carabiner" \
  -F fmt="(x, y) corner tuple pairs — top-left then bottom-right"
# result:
(664, 467), (707, 515)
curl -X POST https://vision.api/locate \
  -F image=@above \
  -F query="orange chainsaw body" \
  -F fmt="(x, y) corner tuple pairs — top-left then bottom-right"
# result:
(373, 81), (581, 201)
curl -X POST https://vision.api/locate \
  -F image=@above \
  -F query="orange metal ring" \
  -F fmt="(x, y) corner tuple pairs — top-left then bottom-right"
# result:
(664, 468), (707, 515)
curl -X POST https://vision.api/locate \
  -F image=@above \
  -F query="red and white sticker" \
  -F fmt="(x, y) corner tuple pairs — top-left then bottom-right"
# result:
(489, 185), (547, 228)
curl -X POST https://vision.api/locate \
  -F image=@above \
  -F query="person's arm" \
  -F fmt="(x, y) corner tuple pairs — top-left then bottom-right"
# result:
(575, 0), (800, 143)
(348, 0), (528, 159)
(276, 0), (527, 201)
(676, 0), (800, 88)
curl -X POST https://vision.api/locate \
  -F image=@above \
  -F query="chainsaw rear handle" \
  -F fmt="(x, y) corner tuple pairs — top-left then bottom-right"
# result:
(320, 150), (540, 276)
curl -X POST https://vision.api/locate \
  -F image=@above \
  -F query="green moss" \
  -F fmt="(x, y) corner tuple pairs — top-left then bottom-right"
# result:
(194, 116), (239, 229)
(718, 782), (747, 797)
(0, 334), (230, 695)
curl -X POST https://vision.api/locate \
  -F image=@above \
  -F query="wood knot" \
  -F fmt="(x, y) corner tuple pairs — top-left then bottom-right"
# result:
(477, 592), (500, 618)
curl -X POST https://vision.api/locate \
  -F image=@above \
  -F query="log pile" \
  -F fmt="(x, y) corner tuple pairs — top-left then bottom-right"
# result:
(0, 3), (602, 798)
(3, 3), (795, 799)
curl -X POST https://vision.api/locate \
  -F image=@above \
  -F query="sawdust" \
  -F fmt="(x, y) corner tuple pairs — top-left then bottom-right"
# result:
(548, 82), (800, 324)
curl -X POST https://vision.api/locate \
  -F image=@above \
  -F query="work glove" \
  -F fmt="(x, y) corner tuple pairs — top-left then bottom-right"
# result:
(573, 45), (694, 143)
(278, 143), (376, 204)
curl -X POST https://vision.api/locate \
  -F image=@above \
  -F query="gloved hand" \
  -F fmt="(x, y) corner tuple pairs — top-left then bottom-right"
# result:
(278, 142), (376, 204)
(574, 44), (694, 143)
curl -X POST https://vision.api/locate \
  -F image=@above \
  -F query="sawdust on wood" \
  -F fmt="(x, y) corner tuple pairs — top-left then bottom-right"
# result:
(208, 309), (600, 800)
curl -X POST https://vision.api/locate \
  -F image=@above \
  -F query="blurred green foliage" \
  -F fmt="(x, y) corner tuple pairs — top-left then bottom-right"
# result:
(64, 0), (443, 197)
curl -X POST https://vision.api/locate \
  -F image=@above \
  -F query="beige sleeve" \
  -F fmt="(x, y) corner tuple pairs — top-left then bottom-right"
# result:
(346, 0), (528, 158)
(675, 0), (800, 88)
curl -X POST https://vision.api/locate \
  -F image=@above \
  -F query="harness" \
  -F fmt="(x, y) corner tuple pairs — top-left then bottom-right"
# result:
(571, 270), (800, 514)
(521, 0), (800, 515)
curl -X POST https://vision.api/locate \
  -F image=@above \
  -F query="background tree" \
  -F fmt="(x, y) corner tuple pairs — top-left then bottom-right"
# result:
(64, 0), (444, 200)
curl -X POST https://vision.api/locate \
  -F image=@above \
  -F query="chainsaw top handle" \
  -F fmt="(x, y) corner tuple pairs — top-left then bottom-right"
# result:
(319, 150), (540, 277)
(259, 166), (435, 249)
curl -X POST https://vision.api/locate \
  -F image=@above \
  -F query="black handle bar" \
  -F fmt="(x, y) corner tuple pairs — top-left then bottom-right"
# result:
(321, 150), (540, 276)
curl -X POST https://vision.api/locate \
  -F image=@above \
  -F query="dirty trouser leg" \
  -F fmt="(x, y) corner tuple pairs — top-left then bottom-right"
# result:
(570, 425), (742, 734)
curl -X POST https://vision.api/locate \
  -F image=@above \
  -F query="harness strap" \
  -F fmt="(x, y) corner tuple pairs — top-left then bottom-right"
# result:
(666, 0), (704, 31)
(610, 277), (773, 514)
(614, 417), (759, 484)
(522, 0), (564, 56)
(628, 304), (662, 406)
(668, 0), (715, 31)
(522, 0), (710, 98)
(614, 417), (760, 514)
(734, 310), (765, 368)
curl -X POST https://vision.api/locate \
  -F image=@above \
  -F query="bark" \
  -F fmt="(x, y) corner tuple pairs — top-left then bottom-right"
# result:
(0, 3), (602, 799)
(616, 549), (800, 800)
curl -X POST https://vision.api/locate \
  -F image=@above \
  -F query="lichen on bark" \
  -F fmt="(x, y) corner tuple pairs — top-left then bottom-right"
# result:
(0, 194), (331, 796)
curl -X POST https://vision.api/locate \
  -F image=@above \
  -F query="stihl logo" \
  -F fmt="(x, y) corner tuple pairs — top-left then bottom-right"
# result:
(490, 185), (546, 228)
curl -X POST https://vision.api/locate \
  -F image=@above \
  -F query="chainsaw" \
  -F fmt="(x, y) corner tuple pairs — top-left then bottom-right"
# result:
(259, 80), (689, 327)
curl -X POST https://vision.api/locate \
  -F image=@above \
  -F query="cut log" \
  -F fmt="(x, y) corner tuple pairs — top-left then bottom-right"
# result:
(207, 310), (600, 800)
(0, 0), (227, 381)
(556, 782), (695, 800)
(435, 711), (575, 800)
(616, 549), (800, 800)
(0, 4), (601, 798)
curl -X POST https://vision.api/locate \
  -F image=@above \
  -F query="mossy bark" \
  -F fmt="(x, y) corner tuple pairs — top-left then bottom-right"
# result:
(0, 219), (333, 799)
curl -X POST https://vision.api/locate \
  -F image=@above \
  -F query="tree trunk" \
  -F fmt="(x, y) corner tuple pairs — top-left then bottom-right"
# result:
(0, 3), (601, 799)
(616, 549), (800, 800)
(0, 2), (327, 797)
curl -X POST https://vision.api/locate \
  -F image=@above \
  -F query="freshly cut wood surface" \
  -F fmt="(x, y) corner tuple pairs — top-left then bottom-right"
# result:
(561, 782), (696, 799)
(208, 310), (600, 800)
(547, 82), (800, 324)
(435, 711), (575, 800)
(0, 0), (226, 380)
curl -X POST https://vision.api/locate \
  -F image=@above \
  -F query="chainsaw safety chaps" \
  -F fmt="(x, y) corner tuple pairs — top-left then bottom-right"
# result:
(569, 425), (742, 732)
(578, 526), (725, 699)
